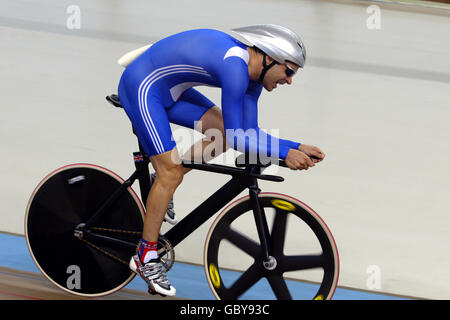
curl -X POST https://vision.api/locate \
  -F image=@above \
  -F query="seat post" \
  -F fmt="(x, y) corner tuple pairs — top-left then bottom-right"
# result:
(133, 134), (152, 206)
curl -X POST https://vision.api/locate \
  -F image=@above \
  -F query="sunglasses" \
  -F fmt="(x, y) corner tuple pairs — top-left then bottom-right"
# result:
(285, 64), (297, 77)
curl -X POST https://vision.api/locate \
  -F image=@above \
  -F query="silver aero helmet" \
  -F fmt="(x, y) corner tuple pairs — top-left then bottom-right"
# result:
(230, 24), (306, 68)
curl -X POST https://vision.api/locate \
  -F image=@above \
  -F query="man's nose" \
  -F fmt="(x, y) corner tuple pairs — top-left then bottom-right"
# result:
(286, 77), (293, 85)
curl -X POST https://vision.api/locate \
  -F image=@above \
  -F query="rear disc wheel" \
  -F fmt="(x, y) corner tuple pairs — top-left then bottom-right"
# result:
(25, 164), (145, 297)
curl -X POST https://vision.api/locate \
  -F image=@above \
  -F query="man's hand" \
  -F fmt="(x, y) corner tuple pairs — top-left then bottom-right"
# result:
(285, 149), (315, 170)
(285, 144), (325, 170)
(298, 144), (325, 163)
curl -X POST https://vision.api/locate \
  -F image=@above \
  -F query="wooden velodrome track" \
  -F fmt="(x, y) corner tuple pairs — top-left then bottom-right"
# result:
(0, 266), (180, 300)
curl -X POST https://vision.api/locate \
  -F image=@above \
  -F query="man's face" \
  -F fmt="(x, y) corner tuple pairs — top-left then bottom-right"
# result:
(262, 59), (299, 91)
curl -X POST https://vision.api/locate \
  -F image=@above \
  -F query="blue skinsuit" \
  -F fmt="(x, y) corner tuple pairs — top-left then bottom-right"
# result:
(118, 29), (300, 159)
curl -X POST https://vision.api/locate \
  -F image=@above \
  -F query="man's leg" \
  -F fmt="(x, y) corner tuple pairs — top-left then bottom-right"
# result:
(141, 106), (224, 242)
(181, 106), (228, 174)
(129, 148), (181, 297)
(132, 104), (224, 296)
(119, 80), (181, 295)
(166, 88), (228, 174)
(143, 148), (184, 242)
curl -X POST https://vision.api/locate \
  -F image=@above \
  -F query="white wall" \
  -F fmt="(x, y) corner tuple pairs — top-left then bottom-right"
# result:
(0, 0), (449, 299)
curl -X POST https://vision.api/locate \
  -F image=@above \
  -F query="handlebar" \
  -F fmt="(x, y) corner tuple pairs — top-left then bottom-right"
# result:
(181, 154), (287, 182)
(234, 154), (287, 169)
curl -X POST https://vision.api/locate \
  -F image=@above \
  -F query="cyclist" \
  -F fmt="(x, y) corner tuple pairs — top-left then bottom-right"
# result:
(118, 24), (325, 296)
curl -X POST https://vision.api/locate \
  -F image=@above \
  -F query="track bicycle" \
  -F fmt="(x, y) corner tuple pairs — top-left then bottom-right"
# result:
(24, 94), (339, 300)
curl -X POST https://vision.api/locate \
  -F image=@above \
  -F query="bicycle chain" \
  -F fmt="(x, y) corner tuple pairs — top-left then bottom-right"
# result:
(78, 237), (131, 266)
(75, 227), (140, 266)
(91, 227), (141, 235)
(77, 227), (175, 271)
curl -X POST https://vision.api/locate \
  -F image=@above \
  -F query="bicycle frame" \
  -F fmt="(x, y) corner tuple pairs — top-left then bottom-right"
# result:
(26, 95), (338, 300)
(81, 142), (285, 262)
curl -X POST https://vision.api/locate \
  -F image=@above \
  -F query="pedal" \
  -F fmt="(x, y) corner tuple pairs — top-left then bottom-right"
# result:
(157, 236), (175, 273)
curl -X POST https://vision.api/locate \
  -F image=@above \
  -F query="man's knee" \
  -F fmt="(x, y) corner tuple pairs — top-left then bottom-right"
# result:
(204, 120), (228, 153)
(151, 150), (184, 189)
(156, 164), (184, 189)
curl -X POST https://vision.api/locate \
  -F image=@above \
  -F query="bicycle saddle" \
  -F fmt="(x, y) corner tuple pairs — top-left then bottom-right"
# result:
(106, 94), (123, 108)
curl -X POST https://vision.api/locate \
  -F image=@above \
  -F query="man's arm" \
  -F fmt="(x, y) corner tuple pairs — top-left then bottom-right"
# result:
(219, 58), (319, 169)
(243, 81), (326, 164)
(219, 63), (288, 159)
(242, 82), (303, 159)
